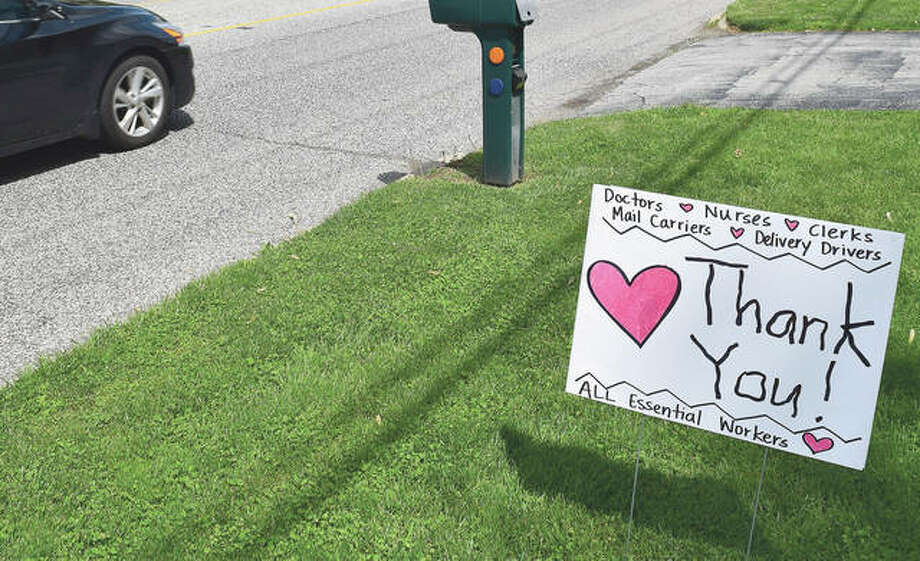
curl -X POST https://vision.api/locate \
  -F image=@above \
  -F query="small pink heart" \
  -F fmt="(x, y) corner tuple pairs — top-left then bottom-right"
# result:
(679, 203), (693, 213)
(785, 219), (800, 231)
(731, 227), (745, 239)
(803, 433), (834, 454)
(587, 261), (681, 348)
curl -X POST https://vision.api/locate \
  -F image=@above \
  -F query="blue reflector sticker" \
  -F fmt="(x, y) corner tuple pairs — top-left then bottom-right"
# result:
(489, 78), (504, 97)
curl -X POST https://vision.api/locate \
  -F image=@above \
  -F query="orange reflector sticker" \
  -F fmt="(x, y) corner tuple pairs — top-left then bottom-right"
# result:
(162, 27), (184, 44)
(489, 47), (505, 65)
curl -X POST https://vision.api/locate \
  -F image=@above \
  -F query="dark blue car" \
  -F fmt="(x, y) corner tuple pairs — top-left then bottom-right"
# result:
(0, 0), (195, 158)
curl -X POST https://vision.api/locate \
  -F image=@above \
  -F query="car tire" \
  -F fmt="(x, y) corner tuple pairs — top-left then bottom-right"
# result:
(100, 55), (171, 151)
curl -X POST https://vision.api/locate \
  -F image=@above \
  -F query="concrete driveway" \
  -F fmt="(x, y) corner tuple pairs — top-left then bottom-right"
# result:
(582, 31), (920, 113)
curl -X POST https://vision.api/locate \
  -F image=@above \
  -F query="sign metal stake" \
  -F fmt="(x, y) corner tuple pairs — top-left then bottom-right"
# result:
(745, 447), (769, 561)
(625, 415), (646, 559)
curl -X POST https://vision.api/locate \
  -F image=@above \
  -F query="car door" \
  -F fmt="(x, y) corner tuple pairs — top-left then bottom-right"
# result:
(0, 0), (84, 149)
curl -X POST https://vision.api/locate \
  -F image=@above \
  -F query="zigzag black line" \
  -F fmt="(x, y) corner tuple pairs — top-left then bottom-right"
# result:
(601, 219), (892, 274)
(575, 373), (863, 444)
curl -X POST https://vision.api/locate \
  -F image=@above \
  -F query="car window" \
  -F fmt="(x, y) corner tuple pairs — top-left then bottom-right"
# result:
(0, 0), (29, 21)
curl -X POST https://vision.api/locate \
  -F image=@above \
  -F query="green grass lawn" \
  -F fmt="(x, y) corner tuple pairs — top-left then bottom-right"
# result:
(726, 0), (920, 31)
(1, 108), (918, 560)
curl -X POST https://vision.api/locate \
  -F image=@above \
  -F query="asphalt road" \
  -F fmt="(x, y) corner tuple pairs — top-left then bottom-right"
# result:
(0, 0), (731, 385)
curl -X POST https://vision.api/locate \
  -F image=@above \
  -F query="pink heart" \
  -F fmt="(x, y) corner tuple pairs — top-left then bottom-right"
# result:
(587, 261), (681, 347)
(785, 218), (800, 231)
(679, 203), (693, 213)
(731, 227), (745, 239)
(802, 433), (834, 454)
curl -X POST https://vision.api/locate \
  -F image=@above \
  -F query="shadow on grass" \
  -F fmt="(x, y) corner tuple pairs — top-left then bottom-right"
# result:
(734, 0), (878, 32)
(144, 214), (588, 558)
(762, 365), (920, 558)
(877, 349), (920, 414)
(500, 425), (781, 558)
(840, 0), (881, 31)
(447, 151), (482, 182)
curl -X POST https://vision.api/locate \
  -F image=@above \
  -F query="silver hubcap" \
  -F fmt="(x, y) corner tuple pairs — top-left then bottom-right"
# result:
(113, 66), (164, 137)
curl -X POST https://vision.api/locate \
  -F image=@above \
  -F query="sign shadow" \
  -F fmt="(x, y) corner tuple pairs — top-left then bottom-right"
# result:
(500, 425), (781, 557)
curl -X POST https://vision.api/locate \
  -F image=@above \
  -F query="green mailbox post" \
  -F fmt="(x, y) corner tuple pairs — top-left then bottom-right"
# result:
(429, 0), (536, 186)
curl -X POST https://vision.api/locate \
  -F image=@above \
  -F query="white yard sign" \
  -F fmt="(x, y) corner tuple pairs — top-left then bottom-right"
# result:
(567, 185), (905, 470)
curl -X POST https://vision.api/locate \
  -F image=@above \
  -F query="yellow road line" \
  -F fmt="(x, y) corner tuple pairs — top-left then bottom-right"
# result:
(186, 0), (379, 37)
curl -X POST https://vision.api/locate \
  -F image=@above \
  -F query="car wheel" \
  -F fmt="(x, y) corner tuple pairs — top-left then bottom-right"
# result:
(100, 55), (170, 151)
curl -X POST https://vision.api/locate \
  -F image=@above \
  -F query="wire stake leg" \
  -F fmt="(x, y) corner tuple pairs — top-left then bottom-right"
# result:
(625, 415), (646, 559)
(745, 447), (769, 561)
